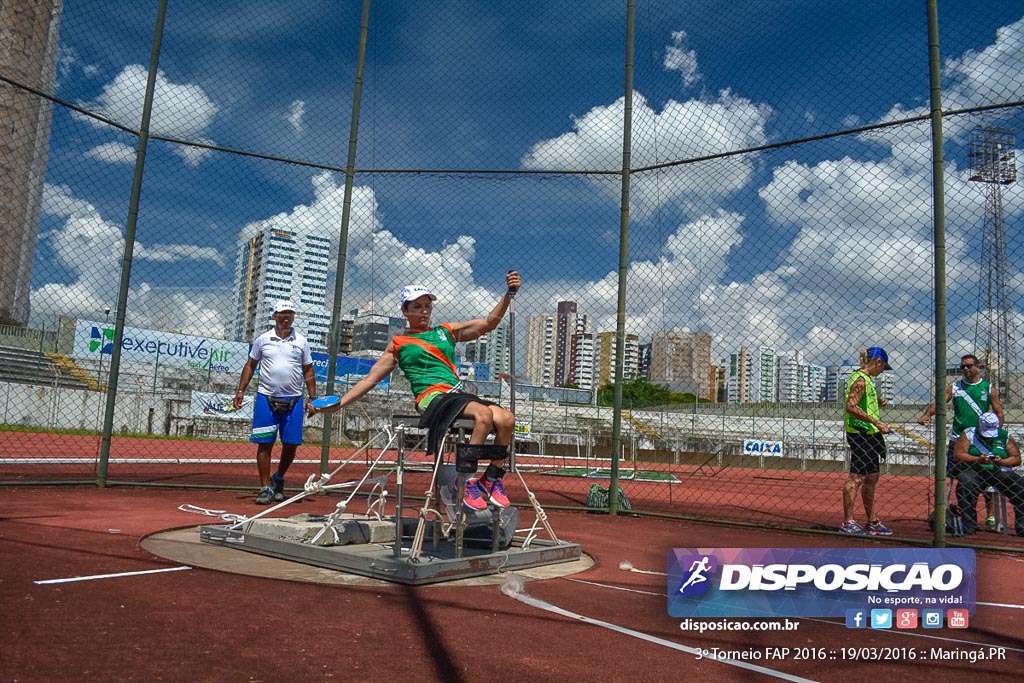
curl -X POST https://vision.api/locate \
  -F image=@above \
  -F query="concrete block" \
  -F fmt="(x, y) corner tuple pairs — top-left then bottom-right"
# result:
(246, 513), (395, 546)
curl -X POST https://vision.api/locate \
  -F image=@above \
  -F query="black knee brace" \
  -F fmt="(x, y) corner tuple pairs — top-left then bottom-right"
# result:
(455, 443), (508, 473)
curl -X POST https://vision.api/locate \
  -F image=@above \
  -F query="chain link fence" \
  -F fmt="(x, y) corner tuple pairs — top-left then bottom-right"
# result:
(2, 0), (1024, 549)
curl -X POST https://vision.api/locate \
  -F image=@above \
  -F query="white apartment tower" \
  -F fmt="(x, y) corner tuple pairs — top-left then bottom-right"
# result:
(778, 350), (827, 402)
(231, 227), (332, 351)
(525, 314), (555, 386)
(727, 345), (779, 403)
(463, 322), (511, 378)
(569, 332), (595, 390)
(595, 331), (639, 387)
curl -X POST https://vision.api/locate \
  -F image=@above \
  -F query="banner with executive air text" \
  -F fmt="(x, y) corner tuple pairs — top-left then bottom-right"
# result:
(667, 548), (975, 618)
(73, 319), (250, 373)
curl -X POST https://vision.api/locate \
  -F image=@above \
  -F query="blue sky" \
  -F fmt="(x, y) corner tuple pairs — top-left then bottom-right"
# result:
(28, 1), (1024, 398)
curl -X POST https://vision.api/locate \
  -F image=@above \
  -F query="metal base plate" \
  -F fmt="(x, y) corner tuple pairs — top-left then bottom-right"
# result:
(199, 517), (582, 585)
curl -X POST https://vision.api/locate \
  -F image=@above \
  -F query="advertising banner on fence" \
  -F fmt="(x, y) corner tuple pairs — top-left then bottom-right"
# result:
(73, 320), (250, 373)
(191, 391), (254, 420)
(743, 439), (783, 457)
(309, 352), (390, 389)
(667, 547), (975, 618)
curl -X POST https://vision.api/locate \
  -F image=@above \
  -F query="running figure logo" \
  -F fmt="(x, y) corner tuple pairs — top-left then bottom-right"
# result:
(676, 554), (717, 596)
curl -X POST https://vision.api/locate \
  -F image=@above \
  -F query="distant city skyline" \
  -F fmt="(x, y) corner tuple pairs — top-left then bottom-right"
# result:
(6, 3), (1021, 406)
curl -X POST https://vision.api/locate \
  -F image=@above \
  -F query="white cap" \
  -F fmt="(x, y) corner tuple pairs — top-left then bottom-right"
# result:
(273, 300), (296, 314)
(979, 412), (1000, 438)
(401, 285), (437, 305)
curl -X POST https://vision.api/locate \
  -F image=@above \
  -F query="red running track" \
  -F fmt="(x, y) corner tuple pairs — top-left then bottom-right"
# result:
(1, 486), (1022, 682)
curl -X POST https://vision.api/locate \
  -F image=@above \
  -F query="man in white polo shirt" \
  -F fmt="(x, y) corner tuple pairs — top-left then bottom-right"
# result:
(234, 300), (317, 504)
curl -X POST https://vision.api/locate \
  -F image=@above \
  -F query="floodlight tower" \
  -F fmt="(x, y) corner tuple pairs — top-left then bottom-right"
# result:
(969, 126), (1017, 401)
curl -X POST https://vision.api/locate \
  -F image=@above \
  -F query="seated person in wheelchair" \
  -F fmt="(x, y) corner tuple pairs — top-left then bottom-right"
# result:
(952, 411), (1024, 536)
(333, 270), (521, 512)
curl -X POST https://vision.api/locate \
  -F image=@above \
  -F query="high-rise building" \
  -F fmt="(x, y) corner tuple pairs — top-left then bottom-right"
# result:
(595, 331), (639, 387)
(0, 0), (61, 325)
(554, 301), (576, 386)
(726, 345), (778, 403)
(348, 299), (404, 358)
(638, 343), (652, 380)
(750, 346), (779, 403)
(554, 301), (589, 386)
(778, 350), (827, 402)
(464, 322), (510, 378)
(569, 332), (595, 390)
(231, 227), (332, 351)
(712, 364), (726, 402)
(525, 314), (555, 386)
(726, 347), (747, 404)
(649, 330), (713, 400)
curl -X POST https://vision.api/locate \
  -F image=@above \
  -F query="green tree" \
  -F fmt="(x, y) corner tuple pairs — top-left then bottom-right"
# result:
(597, 378), (707, 408)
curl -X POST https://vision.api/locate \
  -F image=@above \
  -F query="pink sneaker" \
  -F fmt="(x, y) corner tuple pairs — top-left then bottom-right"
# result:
(462, 478), (487, 511)
(478, 477), (510, 508)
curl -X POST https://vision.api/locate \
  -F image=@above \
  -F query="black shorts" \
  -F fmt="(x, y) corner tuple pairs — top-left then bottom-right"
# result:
(846, 431), (886, 476)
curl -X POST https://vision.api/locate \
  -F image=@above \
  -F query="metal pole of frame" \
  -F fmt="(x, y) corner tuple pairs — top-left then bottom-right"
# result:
(97, 0), (168, 486)
(927, 0), (949, 547)
(320, 0), (373, 476)
(607, 0), (635, 515)
(507, 289), (518, 472)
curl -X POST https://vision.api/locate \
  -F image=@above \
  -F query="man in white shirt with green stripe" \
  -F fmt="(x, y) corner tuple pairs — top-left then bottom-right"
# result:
(918, 353), (1003, 527)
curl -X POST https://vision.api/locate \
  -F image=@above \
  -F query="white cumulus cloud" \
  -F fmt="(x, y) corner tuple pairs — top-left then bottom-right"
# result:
(664, 30), (702, 89)
(84, 141), (136, 165)
(74, 65), (219, 166)
(287, 99), (306, 135)
(31, 184), (228, 329)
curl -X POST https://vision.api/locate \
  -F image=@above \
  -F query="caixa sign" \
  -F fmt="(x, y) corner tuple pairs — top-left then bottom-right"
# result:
(743, 439), (783, 456)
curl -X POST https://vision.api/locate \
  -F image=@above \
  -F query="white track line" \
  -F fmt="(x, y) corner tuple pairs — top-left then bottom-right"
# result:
(977, 601), (1024, 610)
(34, 566), (192, 585)
(564, 577), (665, 596)
(508, 589), (814, 682)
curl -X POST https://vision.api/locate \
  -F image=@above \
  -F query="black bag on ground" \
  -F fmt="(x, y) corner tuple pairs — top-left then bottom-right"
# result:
(586, 482), (631, 511)
(927, 505), (965, 537)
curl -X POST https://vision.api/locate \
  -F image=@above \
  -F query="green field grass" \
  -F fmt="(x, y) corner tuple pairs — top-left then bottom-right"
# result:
(540, 466), (679, 483)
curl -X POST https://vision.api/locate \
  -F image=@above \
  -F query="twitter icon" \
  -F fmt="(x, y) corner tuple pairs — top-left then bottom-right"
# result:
(870, 609), (892, 629)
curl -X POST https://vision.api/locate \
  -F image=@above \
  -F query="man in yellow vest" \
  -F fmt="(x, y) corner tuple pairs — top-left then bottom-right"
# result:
(841, 346), (893, 535)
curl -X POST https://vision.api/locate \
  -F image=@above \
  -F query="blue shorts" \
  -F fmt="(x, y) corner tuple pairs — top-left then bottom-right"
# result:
(250, 393), (304, 445)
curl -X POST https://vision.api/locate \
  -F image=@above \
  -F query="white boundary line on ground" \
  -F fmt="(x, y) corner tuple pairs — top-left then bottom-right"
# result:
(977, 601), (1024, 610)
(34, 566), (192, 585)
(564, 577), (664, 596)
(506, 585), (814, 682)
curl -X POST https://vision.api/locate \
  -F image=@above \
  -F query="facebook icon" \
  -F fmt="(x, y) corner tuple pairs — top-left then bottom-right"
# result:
(845, 609), (866, 629)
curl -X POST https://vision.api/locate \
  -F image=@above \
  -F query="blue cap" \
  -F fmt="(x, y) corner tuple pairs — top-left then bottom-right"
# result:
(865, 346), (891, 370)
